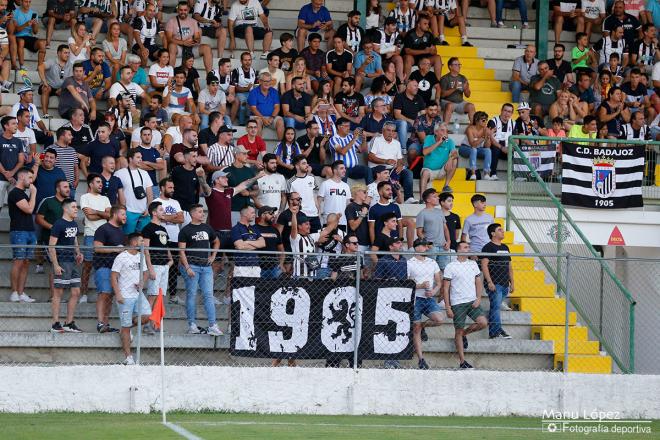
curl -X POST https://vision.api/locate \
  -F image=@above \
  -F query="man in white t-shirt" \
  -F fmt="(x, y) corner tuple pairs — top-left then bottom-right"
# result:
(109, 66), (148, 121)
(367, 121), (416, 203)
(80, 173), (111, 302)
(582, 0), (605, 41)
(259, 52), (286, 93)
(113, 149), (154, 234)
(287, 155), (321, 232)
(257, 153), (287, 214)
(111, 232), (151, 365)
(154, 177), (187, 305)
(228, 0), (273, 59)
(289, 204), (321, 278)
(443, 240), (488, 369)
(131, 114), (163, 148)
(407, 238), (444, 370)
(15, 109), (36, 158)
(317, 160), (351, 227)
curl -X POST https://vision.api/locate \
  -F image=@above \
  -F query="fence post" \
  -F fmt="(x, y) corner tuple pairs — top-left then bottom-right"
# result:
(506, 140), (513, 231)
(136, 242), (145, 365)
(629, 302), (635, 374)
(353, 251), (362, 371)
(556, 210), (563, 296)
(563, 254), (571, 374)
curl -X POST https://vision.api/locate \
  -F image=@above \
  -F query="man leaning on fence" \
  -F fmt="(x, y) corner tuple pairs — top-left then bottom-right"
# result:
(480, 223), (514, 340)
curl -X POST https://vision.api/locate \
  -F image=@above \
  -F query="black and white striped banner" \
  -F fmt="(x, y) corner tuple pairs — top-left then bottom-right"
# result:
(561, 142), (644, 209)
(513, 144), (557, 174)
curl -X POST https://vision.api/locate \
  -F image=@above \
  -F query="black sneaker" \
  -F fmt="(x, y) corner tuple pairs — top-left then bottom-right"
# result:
(462, 41), (473, 47)
(50, 322), (64, 333)
(440, 40), (449, 46)
(421, 327), (429, 341)
(459, 360), (474, 369)
(63, 321), (83, 333)
(499, 330), (512, 339)
(106, 326), (120, 333)
(462, 335), (468, 350)
(418, 358), (429, 370)
(97, 322), (107, 333)
(432, 36), (443, 45)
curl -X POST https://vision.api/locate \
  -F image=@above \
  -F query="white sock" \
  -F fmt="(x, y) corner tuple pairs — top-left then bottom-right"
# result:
(461, 35), (468, 43)
(439, 34), (445, 42)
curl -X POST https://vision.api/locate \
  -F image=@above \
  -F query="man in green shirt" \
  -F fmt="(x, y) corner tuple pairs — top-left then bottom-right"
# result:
(529, 61), (562, 118)
(226, 144), (257, 225)
(420, 122), (458, 194)
(35, 179), (70, 280)
(567, 115), (598, 144)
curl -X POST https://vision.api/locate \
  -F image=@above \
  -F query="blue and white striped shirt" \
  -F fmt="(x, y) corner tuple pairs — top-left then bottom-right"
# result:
(329, 134), (362, 169)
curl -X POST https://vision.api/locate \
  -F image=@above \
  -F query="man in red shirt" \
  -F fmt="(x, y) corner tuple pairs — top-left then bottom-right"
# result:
(236, 120), (267, 169)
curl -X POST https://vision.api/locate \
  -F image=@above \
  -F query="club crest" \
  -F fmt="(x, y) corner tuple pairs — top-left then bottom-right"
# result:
(592, 157), (616, 199)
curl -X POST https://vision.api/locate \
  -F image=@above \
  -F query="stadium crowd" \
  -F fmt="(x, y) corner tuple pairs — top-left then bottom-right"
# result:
(0, 0), (658, 366)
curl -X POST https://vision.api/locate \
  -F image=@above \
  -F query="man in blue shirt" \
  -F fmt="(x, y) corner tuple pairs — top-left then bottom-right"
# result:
(374, 235), (407, 279)
(79, 123), (120, 175)
(32, 147), (66, 211)
(231, 205), (266, 277)
(247, 71), (284, 140)
(82, 47), (112, 101)
(296, 0), (335, 51)
(354, 36), (383, 92)
(11, 0), (47, 69)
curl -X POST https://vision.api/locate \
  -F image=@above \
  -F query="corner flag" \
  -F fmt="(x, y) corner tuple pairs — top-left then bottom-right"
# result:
(150, 288), (166, 329)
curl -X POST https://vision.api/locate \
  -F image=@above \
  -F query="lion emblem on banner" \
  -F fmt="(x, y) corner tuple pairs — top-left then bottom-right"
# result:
(592, 157), (616, 199)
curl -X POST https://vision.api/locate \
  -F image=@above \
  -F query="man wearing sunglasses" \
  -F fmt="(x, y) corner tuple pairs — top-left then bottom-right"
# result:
(37, 44), (72, 119)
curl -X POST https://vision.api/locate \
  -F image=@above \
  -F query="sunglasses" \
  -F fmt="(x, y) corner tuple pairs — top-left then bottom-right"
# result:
(291, 197), (302, 201)
(347, 241), (359, 245)
(210, 81), (219, 85)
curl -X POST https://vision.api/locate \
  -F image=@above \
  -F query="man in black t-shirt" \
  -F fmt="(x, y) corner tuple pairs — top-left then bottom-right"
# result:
(620, 68), (652, 117)
(602, 1), (641, 48)
(271, 33), (298, 72)
(545, 43), (573, 84)
(297, 120), (330, 177)
(326, 36), (354, 94)
(408, 56), (440, 106)
(8, 168), (36, 303)
(93, 205), (127, 333)
(344, 184), (370, 250)
(141, 201), (173, 312)
(178, 204), (222, 335)
(401, 14), (443, 81)
(440, 192), (461, 251)
(276, 191), (306, 253)
(480, 223), (513, 339)
(171, 149), (211, 212)
(282, 77), (313, 131)
(393, 79), (426, 149)
(254, 206), (285, 279)
(334, 77), (366, 129)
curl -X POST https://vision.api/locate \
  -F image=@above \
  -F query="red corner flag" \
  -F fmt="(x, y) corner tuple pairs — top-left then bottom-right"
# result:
(150, 288), (166, 329)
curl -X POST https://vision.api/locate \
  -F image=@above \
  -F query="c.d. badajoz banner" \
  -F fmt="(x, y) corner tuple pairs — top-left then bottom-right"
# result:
(561, 142), (644, 208)
(230, 278), (416, 360)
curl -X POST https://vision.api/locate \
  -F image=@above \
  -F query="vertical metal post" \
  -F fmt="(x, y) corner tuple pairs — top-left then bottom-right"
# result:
(160, 315), (166, 423)
(354, 0), (366, 27)
(563, 254), (571, 374)
(136, 243), (144, 365)
(629, 303), (635, 374)
(353, 251), (362, 371)
(556, 210), (563, 296)
(535, 0), (549, 59)
(598, 264), (604, 351)
(505, 140), (513, 231)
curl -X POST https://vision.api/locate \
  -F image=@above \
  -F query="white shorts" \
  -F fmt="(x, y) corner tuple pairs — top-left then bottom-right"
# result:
(233, 266), (261, 277)
(146, 264), (169, 296)
(441, 99), (469, 113)
(422, 167), (447, 180)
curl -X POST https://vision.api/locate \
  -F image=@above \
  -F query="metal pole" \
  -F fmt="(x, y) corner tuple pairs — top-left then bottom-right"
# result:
(505, 140), (513, 231)
(136, 243), (144, 365)
(629, 302), (635, 374)
(353, 251), (362, 371)
(563, 254), (571, 374)
(160, 316), (166, 423)
(598, 264), (604, 351)
(535, 0), (549, 61)
(556, 210), (563, 296)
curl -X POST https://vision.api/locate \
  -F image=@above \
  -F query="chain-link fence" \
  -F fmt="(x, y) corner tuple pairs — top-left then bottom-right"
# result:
(2, 244), (655, 375)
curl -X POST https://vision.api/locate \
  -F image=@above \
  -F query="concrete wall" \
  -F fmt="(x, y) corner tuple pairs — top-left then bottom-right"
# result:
(1, 366), (659, 418)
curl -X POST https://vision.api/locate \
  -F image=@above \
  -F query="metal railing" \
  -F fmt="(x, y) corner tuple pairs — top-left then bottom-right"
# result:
(505, 135), (639, 373)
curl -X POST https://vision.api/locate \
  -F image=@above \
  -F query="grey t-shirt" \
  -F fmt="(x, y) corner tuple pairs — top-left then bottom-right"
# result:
(415, 207), (447, 247)
(58, 77), (92, 116)
(44, 59), (73, 89)
(512, 56), (539, 84)
(439, 73), (468, 103)
(462, 212), (494, 252)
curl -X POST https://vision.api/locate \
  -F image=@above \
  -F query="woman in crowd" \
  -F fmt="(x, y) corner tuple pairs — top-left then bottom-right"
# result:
(593, 70), (612, 108)
(68, 22), (93, 63)
(178, 54), (201, 101)
(311, 79), (335, 113)
(459, 111), (494, 181)
(548, 89), (585, 128)
(597, 86), (630, 138)
(274, 127), (301, 178)
(285, 57), (313, 94)
(364, 75), (393, 114)
(311, 98), (337, 137)
(103, 22), (128, 80)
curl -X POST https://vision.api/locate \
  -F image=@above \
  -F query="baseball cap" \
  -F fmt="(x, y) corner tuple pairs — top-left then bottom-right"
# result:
(384, 17), (397, 26)
(234, 144), (249, 154)
(372, 165), (389, 175)
(384, 236), (405, 247)
(257, 206), (276, 216)
(211, 170), (230, 181)
(219, 125), (237, 134)
(297, 213), (310, 224)
(518, 101), (531, 111)
(413, 238), (433, 248)
(17, 85), (32, 95)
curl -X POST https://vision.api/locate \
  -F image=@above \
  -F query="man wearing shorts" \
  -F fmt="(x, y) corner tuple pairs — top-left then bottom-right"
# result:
(439, 57), (475, 128)
(80, 173), (111, 302)
(164, 1), (213, 73)
(9, 0), (47, 70)
(407, 238), (444, 370)
(113, 149), (154, 234)
(296, 0), (334, 52)
(8, 167), (36, 303)
(93, 205), (127, 333)
(228, 0), (273, 59)
(111, 232), (151, 365)
(443, 241), (488, 369)
(420, 122), (458, 194)
(48, 198), (84, 333)
(37, 44), (72, 118)
(141, 201), (173, 333)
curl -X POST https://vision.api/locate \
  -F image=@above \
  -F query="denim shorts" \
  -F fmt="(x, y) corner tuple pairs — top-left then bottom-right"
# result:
(10, 231), (37, 260)
(123, 212), (150, 234)
(94, 267), (113, 294)
(82, 235), (95, 262)
(413, 296), (443, 322)
(117, 294), (151, 328)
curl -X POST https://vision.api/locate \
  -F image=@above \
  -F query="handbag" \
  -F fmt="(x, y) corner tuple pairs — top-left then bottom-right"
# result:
(128, 168), (147, 200)
(176, 17), (194, 59)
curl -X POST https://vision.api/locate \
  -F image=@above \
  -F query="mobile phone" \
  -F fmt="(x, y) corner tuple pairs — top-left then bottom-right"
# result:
(318, 103), (329, 111)
(31, 13), (36, 20)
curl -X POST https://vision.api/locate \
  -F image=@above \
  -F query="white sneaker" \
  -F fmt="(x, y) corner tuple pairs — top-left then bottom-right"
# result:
(404, 197), (418, 204)
(469, 173), (477, 181)
(9, 291), (20, 302)
(79, 294), (88, 304)
(500, 302), (512, 311)
(188, 323), (202, 334)
(259, 51), (269, 60)
(222, 296), (231, 305)
(490, 175), (499, 181)
(35, 264), (44, 274)
(208, 324), (224, 336)
(19, 293), (36, 303)
(123, 355), (135, 365)
(213, 296), (222, 305)
(482, 174), (492, 181)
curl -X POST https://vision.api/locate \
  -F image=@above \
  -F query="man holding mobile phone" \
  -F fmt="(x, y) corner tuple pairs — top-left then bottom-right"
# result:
(9, 0), (47, 70)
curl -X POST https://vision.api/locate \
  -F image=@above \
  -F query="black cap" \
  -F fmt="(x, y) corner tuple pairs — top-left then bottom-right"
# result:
(257, 206), (276, 216)
(384, 17), (397, 25)
(413, 238), (433, 248)
(384, 236), (405, 247)
(372, 165), (389, 175)
(297, 213), (310, 224)
(219, 126), (237, 133)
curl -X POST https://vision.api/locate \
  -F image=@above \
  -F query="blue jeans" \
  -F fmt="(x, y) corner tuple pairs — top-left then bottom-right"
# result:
(284, 117), (307, 130)
(345, 165), (373, 184)
(391, 167), (414, 200)
(181, 264), (216, 327)
(429, 246), (450, 270)
(496, 0), (528, 23)
(261, 266), (282, 279)
(487, 283), (509, 337)
(459, 145), (491, 173)
(509, 81), (528, 104)
(235, 92), (250, 125)
(200, 113), (232, 131)
(10, 231), (36, 260)
(395, 119), (413, 151)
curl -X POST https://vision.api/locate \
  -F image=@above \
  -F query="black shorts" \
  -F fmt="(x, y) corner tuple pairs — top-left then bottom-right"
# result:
(132, 43), (160, 61)
(443, 15), (458, 28)
(38, 84), (59, 95)
(233, 24), (271, 40)
(17, 36), (41, 52)
(201, 26), (220, 38)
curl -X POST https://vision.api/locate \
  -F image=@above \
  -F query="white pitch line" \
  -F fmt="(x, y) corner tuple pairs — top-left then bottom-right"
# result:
(164, 422), (205, 440)
(180, 420), (541, 431)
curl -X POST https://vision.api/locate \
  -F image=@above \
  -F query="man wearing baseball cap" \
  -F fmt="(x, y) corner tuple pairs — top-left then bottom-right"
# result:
(225, 144), (258, 226)
(408, 237), (444, 369)
(206, 125), (237, 172)
(11, 86), (53, 146)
